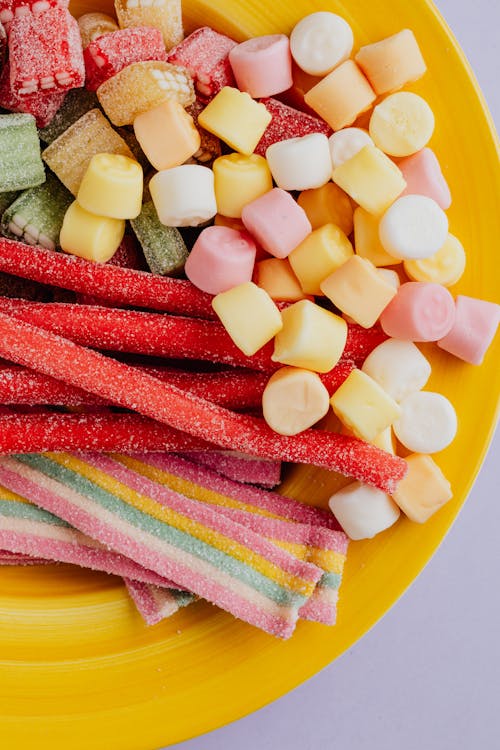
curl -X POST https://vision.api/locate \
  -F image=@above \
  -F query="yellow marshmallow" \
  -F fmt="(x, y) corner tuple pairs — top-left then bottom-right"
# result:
(77, 154), (143, 220)
(262, 367), (330, 436)
(297, 182), (354, 236)
(330, 369), (400, 442)
(198, 87), (272, 155)
(404, 233), (466, 287)
(355, 29), (427, 95)
(369, 92), (435, 157)
(60, 201), (125, 263)
(289, 223), (353, 295)
(272, 299), (347, 373)
(213, 153), (273, 218)
(391, 453), (452, 523)
(212, 282), (282, 357)
(354, 207), (402, 267)
(332, 144), (406, 215)
(304, 60), (376, 131)
(320, 256), (397, 328)
(133, 100), (201, 171)
(256, 258), (309, 302)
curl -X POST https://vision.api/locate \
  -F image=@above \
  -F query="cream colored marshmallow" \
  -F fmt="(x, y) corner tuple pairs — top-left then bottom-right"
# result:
(262, 367), (330, 435)
(392, 454), (452, 523)
(150, 165), (217, 227)
(290, 12), (354, 76)
(393, 391), (457, 453)
(362, 339), (431, 402)
(329, 128), (374, 171)
(369, 92), (435, 157)
(378, 195), (449, 260)
(329, 482), (400, 540)
(266, 133), (332, 191)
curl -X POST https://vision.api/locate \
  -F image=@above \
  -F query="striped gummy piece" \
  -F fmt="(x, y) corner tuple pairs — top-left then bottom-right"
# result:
(124, 578), (195, 626)
(179, 451), (282, 489)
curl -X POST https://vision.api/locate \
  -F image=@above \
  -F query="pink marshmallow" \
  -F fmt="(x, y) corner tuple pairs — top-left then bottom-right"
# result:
(229, 34), (293, 98)
(241, 188), (312, 259)
(380, 281), (455, 341)
(437, 295), (500, 364)
(398, 148), (452, 210)
(184, 226), (257, 294)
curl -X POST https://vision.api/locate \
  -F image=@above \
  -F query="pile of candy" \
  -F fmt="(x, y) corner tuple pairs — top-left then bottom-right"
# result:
(0, 3), (498, 638)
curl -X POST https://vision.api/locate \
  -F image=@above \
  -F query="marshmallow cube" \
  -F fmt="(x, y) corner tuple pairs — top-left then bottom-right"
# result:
(333, 144), (406, 215)
(290, 12), (354, 76)
(437, 295), (500, 365)
(255, 258), (308, 302)
(404, 234), (466, 287)
(266, 133), (332, 191)
(362, 339), (431, 402)
(198, 86), (272, 155)
(212, 282), (282, 356)
(150, 165), (217, 227)
(377, 269), (401, 289)
(380, 281), (456, 342)
(392, 454), (452, 523)
(213, 152), (273, 218)
(379, 195), (449, 260)
(320, 255), (397, 328)
(394, 391), (457, 454)
(329, 127), (374, 170)
(298, 182), (354, 236)
(77, 153), (143, 220)
(289, 223), (354, 295)
(399, 148), (452, 210)
(354, 207), (402, 267)
(133, 100), (201, 171)
(60, 201), (125, 263)
(229, 34), (293, 98)
(329, 482), (401, 540)
(272, 299), (347, 372)
(241, 188), (311, 259)
(330, 368), (400, 442)
(262, 366), (330, 435)
(369, 92), (435, 158)
(305, 60), (376, 131)
(184, 226), (257, 295)
(355, 29), (427, 95)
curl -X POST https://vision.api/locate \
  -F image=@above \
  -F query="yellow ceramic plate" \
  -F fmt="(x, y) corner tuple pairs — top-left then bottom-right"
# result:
(1, 1), (499, 747)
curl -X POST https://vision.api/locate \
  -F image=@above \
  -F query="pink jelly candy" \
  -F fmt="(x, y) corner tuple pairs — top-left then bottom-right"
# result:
(229, 35), (293, 98)
(380, 281), (456, 342)
(184, 225), (257, 295)
(254, 97), (332, 157)
(398, 148), (452, 210)
(167, 26), (237, 100)
(0, 62), (65, 128)
(242, 188), (312, 259)
(437, 295), (500, 364)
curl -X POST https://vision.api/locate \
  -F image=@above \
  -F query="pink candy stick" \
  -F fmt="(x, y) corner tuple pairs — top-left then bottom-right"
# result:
(380, 282), (456, 342)
(0, 550), (50, 565)
(124, 578), (194, 626)
(184, 226), (257, 295)
(438, 295), (500, 364)
(180, 451), (282, 488)
(399, 148), (452, 210)
(229, 35), (293, 98)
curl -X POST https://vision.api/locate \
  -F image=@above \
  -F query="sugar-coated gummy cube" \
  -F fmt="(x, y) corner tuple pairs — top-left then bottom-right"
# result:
(369, 92), (435, 158)
(134, 100), (200, 171)
(78, 12), (119, 48)
(0, 63), (66, 129)
(130, 201), (188, 276)
(404, 233), (466, 287)
(297, 182), (354, 236)
(0, 113), (45, 192)
(361, 339), (431, 403)
(149, 164), (217, 227)
(60, 200), (125, 263)
(305, 60), (376, 131)
(391, 453), (452, 523)
(213, 153), (273, 219)
(38, 89), (99, 144)
(77, 154), (143, 220)
(114, 0), (183, 50)
(355, 29), (427, 95)
(328, 482), (400, 540)
(167, 26), (237, 99)
(255, 258), (309, 302)
(262, 366), (330, 436)
(266, 133), (332, 191)
(185, 225), (257, 295)
(272, 299), (347, 372)
(330, 368), (400, 442)
(229, 34), (292, 98)
(333, 144), (406, 215)
(289, 223), (353, 295)
(241, 188), (311, 259)
(399, 148), (452, 210)
(321, 256), (397, 329)
(97, 61), (195, 127)
(254, 97), (332, 157)
(353, 207), (400, 267)
(0, 190), (19, 214)
(42, 109), (134, 195)
(198, 86), (272, 156)
(212, 282), (282, 357)
(437, 295), (500, 365)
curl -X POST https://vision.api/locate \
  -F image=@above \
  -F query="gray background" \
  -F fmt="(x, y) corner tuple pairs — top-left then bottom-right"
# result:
(170, 2), (500, 747)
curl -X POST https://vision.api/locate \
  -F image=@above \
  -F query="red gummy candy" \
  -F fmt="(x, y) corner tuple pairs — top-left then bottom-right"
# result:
(254, 98), (332, 157)
(0, 63), (65, 128)
(167, 26), (237, 100)
(0, 1), (69, 32)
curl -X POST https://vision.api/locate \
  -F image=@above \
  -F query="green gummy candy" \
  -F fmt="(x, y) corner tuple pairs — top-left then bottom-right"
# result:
(131, 202), (189, 276)
(0, 190), (19, 214)
(0, 114), (45, 192)
(38, 89), (99, 144)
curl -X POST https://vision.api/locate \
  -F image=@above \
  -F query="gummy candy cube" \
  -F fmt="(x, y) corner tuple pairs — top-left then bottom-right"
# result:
(114, 0), (183, 50)
(131, 201), (189, 275)
(167, 26), (237, 100)
(0, 113), (45, 192)
(0, 63), (66, 129)
(78, 11), (119, 48)
(38, 88), (99, 144)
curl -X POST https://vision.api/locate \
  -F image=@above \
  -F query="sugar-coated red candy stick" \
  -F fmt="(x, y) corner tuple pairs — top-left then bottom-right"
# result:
(254, 98), (332, 157)
(0, 239), (215, 318)
(0, 313), (407, 491)
(167, 27), (236, 100)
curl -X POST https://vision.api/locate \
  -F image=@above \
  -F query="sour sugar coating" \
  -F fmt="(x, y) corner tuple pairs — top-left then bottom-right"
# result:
(0, 191), (18, 215)
(393, 391), (457, 454)
(266, 133), (332, 191)
(125, 578), (195, 626)
(131, 201), (189, 276)
(254, 98), (332, 158)
(167, 26), (237, 100)
(180, 452), (282, 489)
(0, 63), (66, 130)
(114, 0), (183, 51)
(77, 12), (119, 48)
(97, 61), (195, 127)
(437, 295), (500, 365)
(185, 226), (257, 295)
(380, 281), (455, 342)
(42, 109), (134, 195)
(1, 172), (72, 251)
(290, 12), (353, 76)
(229, 35), (292, 98)
(0, 313), (408, 491)
(9, 7), (85, 96)
(38, 89), (99, 145)
(0, 114), (45, 192)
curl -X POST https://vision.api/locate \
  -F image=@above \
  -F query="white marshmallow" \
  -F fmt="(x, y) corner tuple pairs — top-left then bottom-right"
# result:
(379, 195), (449, 260)
(362, 339), (431, 402)
(262, 366), (330, 436)
(328, 481), (400, 540)
(265, 133), (332, 191)
(376, 268), (400, 289)
(150, 165), (217, 227)
(393, 391), (457, 453)
(290, 12), (354, 76)
(329, 128), (374, 171)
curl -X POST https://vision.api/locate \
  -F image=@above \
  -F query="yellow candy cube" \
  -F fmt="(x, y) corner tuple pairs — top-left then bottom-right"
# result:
(272, 299), (347, 373)
(289, 223), (353, 295)
(133, 100), (201, 171)
(60, 201), (125, 263)
(320, 255), (397, 328)
(256, 258), (309, 302)
(77, 154), (143, 220)
(354, 207), (402, 267)
(304, 60), (376, 131)
(213, 153), (273, 218)
(297, 183), (354, 236)
(391, 453), (452, 523)
(198, 87), (272, 155)
(403, 233), (466, 287)
(332, 144), (406, 215)
(212, 282), (282, 356)
(330, 369), (400, 442)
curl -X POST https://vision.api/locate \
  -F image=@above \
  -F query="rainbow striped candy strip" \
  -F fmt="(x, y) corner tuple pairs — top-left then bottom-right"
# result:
(124, 578), (195, 626)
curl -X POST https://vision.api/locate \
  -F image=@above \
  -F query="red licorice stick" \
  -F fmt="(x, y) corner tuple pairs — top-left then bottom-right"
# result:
(0, 298), (386, 370)
(0, 238), (215, 318)
(0, 313), (407, 491)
